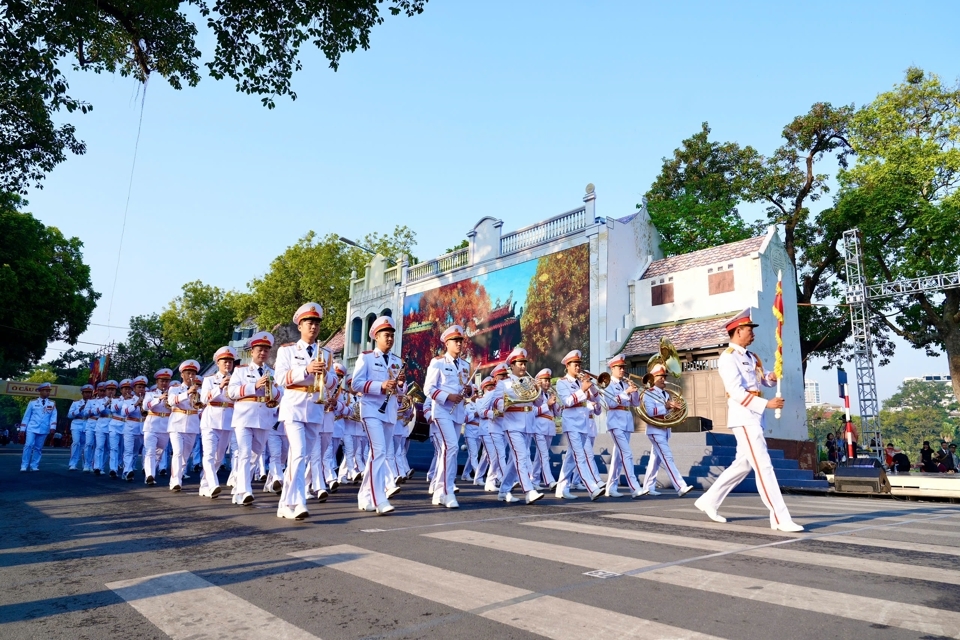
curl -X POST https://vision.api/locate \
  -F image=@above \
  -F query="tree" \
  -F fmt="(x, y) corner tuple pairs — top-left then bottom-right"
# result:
(11, 365), (58, 416)
(110, 313), (174, 380)
(0, 193), (98, 377)
(883, 378), (958, 413)
(1, 1), (427, 193)
(160, 282), (245, 365)
(249, 225), (418, 340)
(643, 123), (758, 256)
(836, 68), (960, 402)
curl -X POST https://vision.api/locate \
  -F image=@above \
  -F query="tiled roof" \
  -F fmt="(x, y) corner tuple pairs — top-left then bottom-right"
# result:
(322, 327), (345, 355)
(642, 235), (766, 279)
(617, 315), (733, 357)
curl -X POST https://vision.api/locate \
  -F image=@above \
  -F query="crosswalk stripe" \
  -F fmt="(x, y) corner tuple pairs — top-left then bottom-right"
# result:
(736, 500), (960, 516)
(604, 514), (960, 556)
(427, 529), (960, 639)
(525, 520), (960, 586)
(668, 507), (960, 538)
(291, 544), (722, 640)
(106, 570), (320, 640)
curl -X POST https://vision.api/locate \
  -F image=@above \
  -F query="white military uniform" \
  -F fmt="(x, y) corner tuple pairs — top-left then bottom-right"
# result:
(641, 385), (691, 494)
(120, 394), (145, 479)
(486, 374), (543, 501)
(275, 340), (338, 516)
(424, 353), (471, 504)
(19, 396), (57, 471)
(198, 372), (234, 497)
(108, 392), (128, 476)
(532, 396), (558, 487)
(604, 377), (643, 495)
(461, 400), (481, 482)
(93, 393), (115, 473)
(351, 347), (403, 513)
(695, 344), (795, 527)
(227, 363), (281, 504)
(66, 398), (90, 470)
(142, 387), (172, 482)
(167, 382), (201, 490)
(556, 375), (604, 497)
(83, 394), (101, 471)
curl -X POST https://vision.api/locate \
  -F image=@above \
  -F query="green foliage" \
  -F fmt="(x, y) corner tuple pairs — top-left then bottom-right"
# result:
(837, 67), (960, 401)
(248, 226), (418, 341)
(1, 1), (427, 192)
(883, 379), (958, 412)
(12, 365), (57, 415)
(110, 313), (173, 380)
(0, 194), (99, 377)
(880, 378), (958, 458)
(444, 239), (469, 255)
(160, 282), (245, 366)
(643, 123), (758, 256)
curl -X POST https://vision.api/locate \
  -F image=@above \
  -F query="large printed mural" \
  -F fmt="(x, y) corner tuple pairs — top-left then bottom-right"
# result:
(402, 243), (590, 386)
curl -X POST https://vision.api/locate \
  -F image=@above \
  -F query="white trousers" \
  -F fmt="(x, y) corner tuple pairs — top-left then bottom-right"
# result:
(69, 426), (85, 468)
(122, 433), (142, 476)
(169, 432), (197, 488)
(279, 421), (319, 511)
(234, 427), (268, 497)
(393, 435), (410, 477)
(358, 418), (391, 509)
(143, 431), (170, 480)
(199, 428), (231, 496)
(338, 434), (360, 482)
(642, 429), (688, 492)
(83, 423), (96, 471)
(606, 428), (641, 492)
(531, 433), (556, 485)
(699, 424), (793, 525)
(503, 430), (536, 495)
(432, 418), (460, 497)
(461, 434), (480, 480)
(94, 427), (109, 471)
(559, 431), (601, 493)
(21, 431), (46, 469)
(266, 430), (288, 490)
(109, 426), (122, 473)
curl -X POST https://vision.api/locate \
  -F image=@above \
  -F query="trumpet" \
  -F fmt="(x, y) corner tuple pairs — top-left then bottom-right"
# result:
(312, 346), (329, 405)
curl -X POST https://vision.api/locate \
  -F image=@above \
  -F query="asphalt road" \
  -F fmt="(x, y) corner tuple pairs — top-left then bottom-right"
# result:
(3, 446), (960, 640)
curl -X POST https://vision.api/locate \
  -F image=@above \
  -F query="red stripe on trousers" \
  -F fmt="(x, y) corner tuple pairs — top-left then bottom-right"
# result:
(744, 431), (778, 525)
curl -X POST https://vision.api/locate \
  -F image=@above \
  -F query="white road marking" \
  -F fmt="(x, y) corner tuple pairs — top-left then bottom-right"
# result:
(107, 570), (320, 640)
(526, 519), (960, 586)
(427, 529), (960, 639)
(605, 513), (960, 556)
(291, 544), (722, 640)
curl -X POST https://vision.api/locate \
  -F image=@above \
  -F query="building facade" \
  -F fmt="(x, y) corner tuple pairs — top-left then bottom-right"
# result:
(343, 186), (806, 439)
(805, 380), (821, 405)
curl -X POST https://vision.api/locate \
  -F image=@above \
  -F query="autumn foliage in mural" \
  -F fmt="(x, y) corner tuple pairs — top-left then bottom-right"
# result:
(402, 244), (590, 385)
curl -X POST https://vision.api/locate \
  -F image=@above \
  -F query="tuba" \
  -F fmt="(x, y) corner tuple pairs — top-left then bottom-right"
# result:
(632, 338), (688, 428)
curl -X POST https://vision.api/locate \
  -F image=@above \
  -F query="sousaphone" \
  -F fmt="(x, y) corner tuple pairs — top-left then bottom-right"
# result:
(632, 338), (688, 428)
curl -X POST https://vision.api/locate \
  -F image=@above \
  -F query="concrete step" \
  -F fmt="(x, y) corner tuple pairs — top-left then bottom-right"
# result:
(666, 445), (785, 459)
(686, 466), (813, 481)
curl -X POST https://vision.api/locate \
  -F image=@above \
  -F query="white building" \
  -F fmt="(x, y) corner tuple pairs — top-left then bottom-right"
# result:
(343, 186), (806, 440)
(805, 380), (821, 405)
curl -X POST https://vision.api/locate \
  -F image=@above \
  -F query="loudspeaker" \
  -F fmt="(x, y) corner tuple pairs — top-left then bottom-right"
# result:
(671, 416), (714, 433)
(834, 466), (891, 494)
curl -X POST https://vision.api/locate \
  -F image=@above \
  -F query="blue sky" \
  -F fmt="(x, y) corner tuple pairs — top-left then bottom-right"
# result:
(26, 1), (959, 406)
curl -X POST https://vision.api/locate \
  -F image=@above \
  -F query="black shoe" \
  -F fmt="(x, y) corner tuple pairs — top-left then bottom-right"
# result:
(125, 472), (134, 482)
(93, 469), (101, 476)
(329, 480), (340, 493)
(145, 476), (155, 485)
(171, 484), (181, 492)
(158, 469), (168, 476)
(193, 464), (201, 472)
(109, 470), (117, 478)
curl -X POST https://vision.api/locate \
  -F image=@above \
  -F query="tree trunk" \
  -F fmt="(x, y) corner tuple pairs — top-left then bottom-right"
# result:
(942, 293), (960, 406)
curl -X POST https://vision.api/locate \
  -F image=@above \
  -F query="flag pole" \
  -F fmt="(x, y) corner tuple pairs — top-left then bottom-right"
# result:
(773, 270), (784, 420)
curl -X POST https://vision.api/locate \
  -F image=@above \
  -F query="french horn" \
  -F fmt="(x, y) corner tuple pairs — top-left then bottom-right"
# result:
(632, 337), (688, 428)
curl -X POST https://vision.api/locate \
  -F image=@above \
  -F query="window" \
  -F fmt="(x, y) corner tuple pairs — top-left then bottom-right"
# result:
(651, 282), (674, 306)
(351, 318), (363, 345)
(708, 270), (734, 294)
(381, 308), (393, 317)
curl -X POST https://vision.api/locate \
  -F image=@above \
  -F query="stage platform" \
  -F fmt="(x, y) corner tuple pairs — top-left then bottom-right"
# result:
(826, 471), (960, 499)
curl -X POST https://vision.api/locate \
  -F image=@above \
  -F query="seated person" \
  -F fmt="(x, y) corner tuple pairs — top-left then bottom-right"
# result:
(890, 450), (911, 473)
(935, 441), (956, 473)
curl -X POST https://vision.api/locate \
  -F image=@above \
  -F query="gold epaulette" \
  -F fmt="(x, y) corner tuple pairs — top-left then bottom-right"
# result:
(281, 342), (296, 347)
(724, 346), (735, 354)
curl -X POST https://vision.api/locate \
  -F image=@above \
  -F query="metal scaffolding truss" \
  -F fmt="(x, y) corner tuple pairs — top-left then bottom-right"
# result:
(842, 228), (959, 456)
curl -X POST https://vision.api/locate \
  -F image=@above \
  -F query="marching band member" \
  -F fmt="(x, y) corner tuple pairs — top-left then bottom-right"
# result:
(475, 376), (502, 492)
(108, 379), (133, 477)
(337, 377), (362, 484)
(263, 413), (288, 494)
(83, 383), (103, 472)
(142, 369), (173, 485)
(198, 347), (236, 498)
(424, 324), (472, 509)
(120, 376), (148, 481)
(228, 331), (281, 506)
(486, 348), (545, 505)
(532, 369), (558, 490)
(393, 382), (414, 483)
(18, 382), (57, 472)
(93, 380), (117, 475)
(461, 394), (481, 483)
(330, 363), (348, 485)
(603, 355), (644, 498)
(167, 361), (202, 492)
(639, 363), (692, 497)
(694, 309), (803, 532)
(67, 384), (94, 470)
(351, 315), (404, 515)
(555, 351), (604, 501)
(275, 303), (337, 520)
